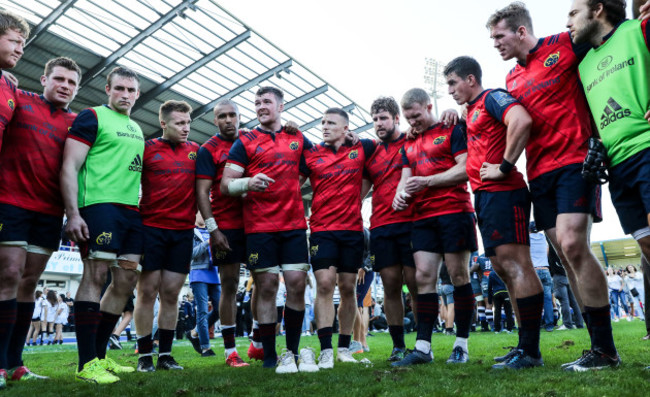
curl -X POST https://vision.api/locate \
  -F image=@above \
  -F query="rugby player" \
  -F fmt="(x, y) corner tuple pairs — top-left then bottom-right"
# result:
(567, 0), (650, 370)
(0, 57), (79, 385)
(444, 56), (545, 369)
(391, 88), (477, 366)
(61, 66), (144, 384)
(221, 86), (312, 374)
(364, 97), (418, 362)
(195, 99), (249, 367)
(300, 107), (374, 369)
(134, 100), (199, 372)
(486, 2), (616, 369)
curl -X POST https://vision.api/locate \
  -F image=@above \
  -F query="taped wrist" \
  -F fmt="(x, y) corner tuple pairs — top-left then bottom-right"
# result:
(228, 177), (251, 196)
(205, 217), (218, 233)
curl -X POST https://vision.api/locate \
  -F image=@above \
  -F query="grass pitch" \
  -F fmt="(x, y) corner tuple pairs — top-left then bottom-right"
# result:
(5, 320), (650, 396)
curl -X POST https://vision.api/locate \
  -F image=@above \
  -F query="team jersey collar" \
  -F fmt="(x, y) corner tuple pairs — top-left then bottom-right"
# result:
(216, 132), (236, 142)
(158, 137), (180, 150)
(518, 37), (545, 66)
(468, 90), (489, 106)
(320, 140), (352, 153)
(598, 20), (626, 47)
(39, 94), (72, 114)
(379, 132), (404, 148)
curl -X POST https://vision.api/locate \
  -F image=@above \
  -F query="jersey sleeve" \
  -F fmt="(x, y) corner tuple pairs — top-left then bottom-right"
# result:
(299, 153), (311, 177)
(227, 138), (249, 167)
(484, 89), (519, 123)
(196, 146), (216, 179)
(303, 135), (314, 150)
(450, 123), (468, 156)
(67, 108), (99, 146)
(401, 146), (409, 168)
(643, 19), (649, 51)
(360, 138), (376, 158)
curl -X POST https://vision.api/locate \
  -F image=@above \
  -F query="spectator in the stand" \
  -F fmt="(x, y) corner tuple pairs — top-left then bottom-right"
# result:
(54, 294), (68, 344)
(27, 291), (43, 346)
(404, 293), (415, 333)
(624, 265), (645, 323)
(439, 262), (455, 335)
(529, 222), (554, 332)
(352, 233), (374, 354)
(63, 292), (74, 331)
(44, 290), (57, 345)
(548, 237), (583, 330)
(488, 270), (514, 333)
(607, 267), (629, 322)
(303, 273), (314, 336)
(276, 276), (286, 335)
(369, 298), (387, 331)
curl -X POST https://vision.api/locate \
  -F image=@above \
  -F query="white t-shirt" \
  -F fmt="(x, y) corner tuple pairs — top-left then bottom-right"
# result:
(45, 301), (57, 323)
(276, 281), (286, 307)
(529, 233), (550, 269)
(625, 273), (644, 295)
(33, 297), (43, 319)
(55, 302), (69, 324)
(607, 274), (624, 291)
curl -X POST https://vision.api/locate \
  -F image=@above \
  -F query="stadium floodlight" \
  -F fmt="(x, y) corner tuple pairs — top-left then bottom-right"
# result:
(423, 58), (447, 118)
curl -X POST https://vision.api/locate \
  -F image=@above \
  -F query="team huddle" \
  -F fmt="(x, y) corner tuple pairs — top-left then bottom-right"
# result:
(0, 0), (649, 387)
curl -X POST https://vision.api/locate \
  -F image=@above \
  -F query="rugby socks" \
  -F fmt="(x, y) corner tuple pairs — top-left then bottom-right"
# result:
(284, 306), (304, 355)
(516, 293), (543, 359)
(74, 301), (101, 371)
(338, 334), (351, 349)
(453, 283), (474, 339)
(95, 311), (120, 360)
(486, 309), (494, 328)
(259, 323), (277, 362)
(222, 324), (237, 355)
(583, 311), (593, 341)
(317, 327), (333, 350)
(158, 328), (175, 356)
(0, 299), (17, 369)
(585, 305), (617, 357)
(137, 334), (153, 355)
(251, 321), (262, 349)
(7, 302), (33, 368)
(478, 305), (486, 322)
(388, 325), (406, 349)
(415, 293), (439, 352)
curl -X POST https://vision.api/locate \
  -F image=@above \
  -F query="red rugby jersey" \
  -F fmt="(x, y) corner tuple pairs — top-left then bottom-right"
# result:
(195, 134), (244, 230)
(140, 138), (199, 230)
(301, 140), (374, 233)
(506, 32), (592, 181)
(0, 91), (76, 216)
(402, 123), (473, 220)
(365, 133), (414, 229)
(0, 71), (17, 152)
(227, 127), (311, 234)
(465, 89), (528, 193)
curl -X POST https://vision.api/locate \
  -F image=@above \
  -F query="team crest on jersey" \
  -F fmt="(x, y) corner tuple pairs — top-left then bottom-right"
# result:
(310, 245), (319, 257)
(188, 151), (197, 160)
(7, 99), (14, 110)
(214, 250), (227, 260)
(0, 223), (3, 232)
(348, 149), (359, 160)
(289, 141), (300, 151)
(433, 136), (446, 145)
(96, 232), (112, 246)
(544, 52), (560, 67)
(370, 255), (375, 266)
(248, 253), (259, 265)
(471, 109), (481, 123)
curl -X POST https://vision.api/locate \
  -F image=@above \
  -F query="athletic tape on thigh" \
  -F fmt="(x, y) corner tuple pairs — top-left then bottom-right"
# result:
(281, 263), (310, 272)
(0, 241), (28, 248)
(114, 257), (142, 273)
(26, 245), (54, 256)
(632, 226), (650, 241)
(253, 265), (281, 274)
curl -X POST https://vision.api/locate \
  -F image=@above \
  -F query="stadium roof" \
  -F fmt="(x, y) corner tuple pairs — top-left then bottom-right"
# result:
(1, 0), (376, 145)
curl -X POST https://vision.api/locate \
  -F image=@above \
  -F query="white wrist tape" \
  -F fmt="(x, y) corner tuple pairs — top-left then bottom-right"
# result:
(228, 177), (251, 196)
(205, 217), (218, 233)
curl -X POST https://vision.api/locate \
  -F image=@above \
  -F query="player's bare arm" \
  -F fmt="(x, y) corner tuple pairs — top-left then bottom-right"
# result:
(405, 153), (469, 194)
(60, 139), (91, 242)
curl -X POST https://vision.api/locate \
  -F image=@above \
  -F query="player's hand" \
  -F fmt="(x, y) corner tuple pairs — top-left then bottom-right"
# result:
(404, 127), (417, 140)
(357, 268), (366, 285)
(405, 176), (429, 195)
(639, 0), (650, 20)
(248, 173), (275, 192)
(440, 109), (459, 126)
(582, 137), (609, 185)
(284, 121), (300, 134)
(345, 131), (360, 145)
(392, 190), (411, 211)
(644, 109), (650, 124)
(66, 214), (89, 243)
(210, 229), (232, 252)
(480, 162), (506, 181)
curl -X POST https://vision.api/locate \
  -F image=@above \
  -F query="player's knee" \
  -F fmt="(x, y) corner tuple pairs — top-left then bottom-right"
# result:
(0, 264), (21, 289)
(221, 277), (238, 295)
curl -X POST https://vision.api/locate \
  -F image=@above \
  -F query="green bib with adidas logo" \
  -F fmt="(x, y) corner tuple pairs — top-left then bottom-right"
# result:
(578, 20), (650, 167)
(78, 105), (144, 207)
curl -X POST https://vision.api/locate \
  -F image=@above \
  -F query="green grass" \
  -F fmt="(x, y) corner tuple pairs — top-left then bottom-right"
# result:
(5, 320), (650, 396)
